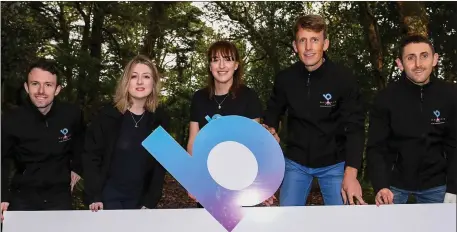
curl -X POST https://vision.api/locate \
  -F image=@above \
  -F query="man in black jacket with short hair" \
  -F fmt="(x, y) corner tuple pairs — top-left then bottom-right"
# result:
(367, 35), (457, 205)
(263, 15), (366, 206)
(1, 59), (84, 219)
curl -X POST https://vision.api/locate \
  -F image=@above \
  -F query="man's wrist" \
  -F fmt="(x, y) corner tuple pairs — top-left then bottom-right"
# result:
(344, 166), (358, 179)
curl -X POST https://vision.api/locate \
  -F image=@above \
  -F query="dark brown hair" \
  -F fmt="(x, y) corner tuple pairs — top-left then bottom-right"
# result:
(293, 15), (328, 39)
(206, 40), (243, 99)
(399, 34), (435, 60)
(26, 58), (61, 85)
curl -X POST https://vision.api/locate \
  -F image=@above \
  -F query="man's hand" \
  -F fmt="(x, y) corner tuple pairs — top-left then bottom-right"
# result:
(375, 188), (394, 206)
(70, 171), (81, 192)
(89, 202), (103, 212)
(444, 193), (456, 203)
(188, 192), (198, 202)
(1, 202), (9, 222)
(341, 167), (366, 205)
(262, 195), (277, 206)
(261, 124), (280, 143)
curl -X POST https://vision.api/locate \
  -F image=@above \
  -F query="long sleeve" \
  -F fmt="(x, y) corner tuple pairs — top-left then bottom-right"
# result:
(263, 73), (288, 131)
(142, 107), (170, 208)
(444, 86), (457, 194)
(366, 93), (392, 193)
(82, 113), (105, 203)
(70, 109), (85, 176)
(1, 116), (16, 203)
(340, 77), (366, 170)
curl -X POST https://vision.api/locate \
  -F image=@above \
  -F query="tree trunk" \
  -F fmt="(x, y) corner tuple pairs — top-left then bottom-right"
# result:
(141, 2), (170, 63)
(86, 2), (107, 107)
(75, 2), (92, 107)
(397, 2), (429, 37)
(359, 2), (386, 90)
(58, 2), (74, 100)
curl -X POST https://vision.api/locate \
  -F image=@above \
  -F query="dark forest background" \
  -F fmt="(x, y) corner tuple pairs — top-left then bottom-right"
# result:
(2, 1), (456, 208)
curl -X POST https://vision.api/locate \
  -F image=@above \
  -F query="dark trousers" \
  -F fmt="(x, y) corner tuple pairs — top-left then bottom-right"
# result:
(103, 200), (139, 209)
(9, 186), (72, 211)
(102, 183), (141, 210)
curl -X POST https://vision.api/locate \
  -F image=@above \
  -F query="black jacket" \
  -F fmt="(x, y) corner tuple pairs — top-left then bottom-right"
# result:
(1, 99), (84, 202)
(263, 58), (365, 169)
(82, 104), (169, 208)
(367, 74), (457, 194)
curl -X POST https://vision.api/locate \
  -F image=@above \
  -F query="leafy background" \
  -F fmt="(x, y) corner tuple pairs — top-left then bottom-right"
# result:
(2, 1), (456, 209)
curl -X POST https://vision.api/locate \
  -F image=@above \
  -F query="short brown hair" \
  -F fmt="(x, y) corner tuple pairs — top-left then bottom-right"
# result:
(206, 40), (243, 99)
(293, 15), (327, 39)
(399, 34), (435, 60)
(113, 55), (161, 113)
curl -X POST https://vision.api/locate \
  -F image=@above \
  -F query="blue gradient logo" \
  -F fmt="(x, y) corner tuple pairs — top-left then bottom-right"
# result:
(142, 115), (285, 231)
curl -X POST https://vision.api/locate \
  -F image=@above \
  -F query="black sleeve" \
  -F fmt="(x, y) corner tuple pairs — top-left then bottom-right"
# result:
(82, 109), (106, 203)
(70, 108), (85, 176)
(366, 92), (392, 193)
(263, 73), (288, 130)
(444, 85), (457, 194)
(1, 115), (16, 203)
(245, 88), (263, 119)
(340, 75), (366, 170)
(142, 107), (169, 208)
(190, 91), (200, 122)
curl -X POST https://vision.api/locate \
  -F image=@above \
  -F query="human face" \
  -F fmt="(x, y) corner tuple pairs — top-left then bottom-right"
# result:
(293, 28), (329, 71)
(210, 52), (239, 84)
(396, 42), (438, 85)
(24, 68), (61, 111)
(128, 63), (154, 100)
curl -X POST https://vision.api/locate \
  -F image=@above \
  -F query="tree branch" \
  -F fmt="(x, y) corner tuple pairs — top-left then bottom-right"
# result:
(102, 27), (121, 59)
(74, 2), (89, 23)
(245, 54), (267, 66)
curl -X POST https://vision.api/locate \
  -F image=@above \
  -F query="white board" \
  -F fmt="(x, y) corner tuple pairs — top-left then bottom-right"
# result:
(2, 204), (455, 232)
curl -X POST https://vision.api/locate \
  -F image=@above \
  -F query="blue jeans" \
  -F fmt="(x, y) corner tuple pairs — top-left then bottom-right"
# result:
(390, 185), (446, 204)
(279, 158), (345, 206)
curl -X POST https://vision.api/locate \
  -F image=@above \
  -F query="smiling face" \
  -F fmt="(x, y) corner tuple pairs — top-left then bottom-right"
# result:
(293, 28), (329, 71)
(127, 63), (154, 100)
(396, 42), (438, 85)
(24, 67), (61, 111)
(209, 51), (239, 85)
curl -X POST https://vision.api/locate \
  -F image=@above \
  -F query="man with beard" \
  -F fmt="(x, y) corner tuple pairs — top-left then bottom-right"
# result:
(367, 35), (457, 205)
(263, 15), (366, 206)
(1, 59), (84, 220)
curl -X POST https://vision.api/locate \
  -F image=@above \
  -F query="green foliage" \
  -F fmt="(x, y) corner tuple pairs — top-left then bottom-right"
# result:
(2, 1), (456, 207)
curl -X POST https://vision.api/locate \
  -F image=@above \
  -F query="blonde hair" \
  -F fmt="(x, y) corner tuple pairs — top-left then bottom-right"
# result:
(114, 55), (161, 113)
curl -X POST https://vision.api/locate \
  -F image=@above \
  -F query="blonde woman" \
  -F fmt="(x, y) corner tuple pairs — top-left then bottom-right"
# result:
(83, 55), (169, 211)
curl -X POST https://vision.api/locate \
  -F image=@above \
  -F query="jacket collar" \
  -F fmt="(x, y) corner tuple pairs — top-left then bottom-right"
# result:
(24, 97), (58, 120)
(399, 71), (435, 90)
(100, 103), (123, 119)
(298, 52), (330, 77)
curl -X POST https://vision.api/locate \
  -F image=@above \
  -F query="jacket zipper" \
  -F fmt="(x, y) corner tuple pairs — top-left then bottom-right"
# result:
(306, 73), (311, 99)
(45, 120), (49, 127)
(306, 73), (311, 165)
(420, 87), (424, 112)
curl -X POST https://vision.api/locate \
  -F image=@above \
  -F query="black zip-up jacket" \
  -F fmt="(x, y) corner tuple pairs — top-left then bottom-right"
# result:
(82, 104), (169, 209)
(1, 99), (84, 202)
(367, 74), (457, 194)
(263, 58), (365, 169)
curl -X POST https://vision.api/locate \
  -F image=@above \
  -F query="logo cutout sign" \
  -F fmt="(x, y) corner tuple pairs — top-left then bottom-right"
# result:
(142, 115), (285, 231)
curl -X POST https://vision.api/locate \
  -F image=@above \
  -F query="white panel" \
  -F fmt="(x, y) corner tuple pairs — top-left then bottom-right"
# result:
(2, 204), (455, 232)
